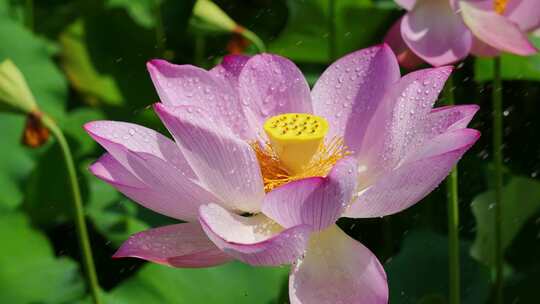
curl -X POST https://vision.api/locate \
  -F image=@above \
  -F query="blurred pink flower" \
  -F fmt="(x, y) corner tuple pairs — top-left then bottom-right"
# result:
(387, 0), (540, 67)
(86, 45), (479, 303)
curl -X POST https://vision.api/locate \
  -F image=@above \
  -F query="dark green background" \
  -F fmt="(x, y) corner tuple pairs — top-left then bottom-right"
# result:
(0, 0), (539, 303)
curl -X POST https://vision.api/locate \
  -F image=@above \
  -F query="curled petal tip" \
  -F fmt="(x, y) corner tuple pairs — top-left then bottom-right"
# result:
(87, 160), (100, 175)
(380, 42), (392, 52)
(466, 104), (481, 113)
(146, 59), (167, 67)
(83, 121), (99, 134)
(111, 252), (123, 259)
(470, 129), (482, 141)
(151, 102), (163, 112)
(442, 65), (454, 72)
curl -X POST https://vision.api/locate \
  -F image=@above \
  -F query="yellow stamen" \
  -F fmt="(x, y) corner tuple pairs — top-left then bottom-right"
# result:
(494, 0), (508, 14)
(263, 113), (329, 174)
(251, 137), (350, 192)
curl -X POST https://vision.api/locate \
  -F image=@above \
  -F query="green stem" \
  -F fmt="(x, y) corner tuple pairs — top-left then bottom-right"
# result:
(42, 115), (102, 304)
(328, 0), (336, 61)
(492, 57), (504, 304)
(154, 0), (165, 57)
(241, 29), (266, 53)
(194, 34), (205, 67)
(382, 217), (393, 261)
(444, 75), (460, 304)
(447, 168), (460, 304)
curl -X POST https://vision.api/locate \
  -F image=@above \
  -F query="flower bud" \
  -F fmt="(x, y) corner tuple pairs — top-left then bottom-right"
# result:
(0, 59), (38, 115)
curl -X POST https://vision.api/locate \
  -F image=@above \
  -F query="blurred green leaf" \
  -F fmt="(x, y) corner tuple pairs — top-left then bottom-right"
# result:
(268, 0), (398, 63)
(0, 114), (34, 211)
(85, 174), (151, 246)
(0, 11), (67, 118)
(470, 176), (540, 267)
(474, 36), (540, 82)
(107, 0), (157, 29)
(23, 142), (74, 226)
(386, 230), (490, 304)
(63, 12), (157, 111)
(97, 262), (288, 303)
(0, 212), (85, 303)
(0, 0), (24, 24)
(59, 20), (124, 106)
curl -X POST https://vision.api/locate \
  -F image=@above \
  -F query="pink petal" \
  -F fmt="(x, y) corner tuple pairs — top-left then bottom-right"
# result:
(402, 127), (480, 163)
(90, 153), (215, 221)
(262, 157), (358, 231)
(460, 1), (537, 56)
(357, 66), (453, 187)
(199, 203), (311, 266)
(344, 128), (480, 218)
(470, 37), (501, 57)
(147, 59), (254, 140)
(311, 44), (400, 154)
(85, 121), (219, 221)
(113, 222), (232, 268)
(209, 54), (250, 89)
(154, 103), (265, 213)
(238, 53), (312, 135)
(396, 0), (416, 10)
(425, 104), (479, 132)
(289, 225), (388, 304)
(397, 104), (480, 161)
(85, 121), (193, 176)
(401, 0), (472, 66)
(505, 0), (540, 32)
(384, 18), (425, 69)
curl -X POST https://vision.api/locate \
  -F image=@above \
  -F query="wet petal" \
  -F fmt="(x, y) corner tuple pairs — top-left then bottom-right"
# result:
(238, 53), (312, 136)
(113, 222), (232, 268)
(311, 44), (400, 154)
(357, 66), (453, 186)
(147, 59), (254, 140)
(424, 104), (479, 133)
(344, 128), (480, 218)
(199, 203), (311, 266)
(262, 157), (358, 231)
(85, 121), (219, 221)
(154, 103), (265, 213)
(90, 153), (217, 221)
(289, 225), (388, 304)
(209, 54), (250, 89)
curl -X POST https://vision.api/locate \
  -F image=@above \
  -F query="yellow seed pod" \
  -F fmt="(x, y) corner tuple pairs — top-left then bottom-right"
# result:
(263, 113), (329, 174)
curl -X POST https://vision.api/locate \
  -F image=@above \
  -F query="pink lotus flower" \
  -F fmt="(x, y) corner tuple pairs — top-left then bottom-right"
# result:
(85, 44), (479, 303)
(386, 0), (540, 67)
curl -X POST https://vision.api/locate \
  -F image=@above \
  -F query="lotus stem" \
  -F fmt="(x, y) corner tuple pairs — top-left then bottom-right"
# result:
(41, 114), (102, 304)
(492, 56), (504, 304)
(154, 0), (166, 56)
(444, 75), (460, 304)
(328, 0), (336, 61)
